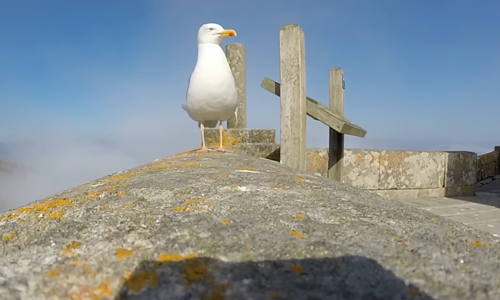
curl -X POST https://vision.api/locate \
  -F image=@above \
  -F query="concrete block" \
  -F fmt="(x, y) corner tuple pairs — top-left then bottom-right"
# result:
(444, 152), (477, 187)
(305, 148), (329, 177)
(444, 185), (476, 197)
(204, 129), (276, 149)
(379, 150), (446, 189)
(343, 149), (380, 189)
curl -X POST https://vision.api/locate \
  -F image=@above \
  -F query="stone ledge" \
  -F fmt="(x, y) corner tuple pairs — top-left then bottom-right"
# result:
(373, 186), (476, 200)
(204, 129), (276, 146)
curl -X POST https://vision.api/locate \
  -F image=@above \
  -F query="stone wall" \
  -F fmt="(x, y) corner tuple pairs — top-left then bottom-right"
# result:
(305, 148), (477, 199)
(477, 146), (500, 181)
(203, 129), (492, 199)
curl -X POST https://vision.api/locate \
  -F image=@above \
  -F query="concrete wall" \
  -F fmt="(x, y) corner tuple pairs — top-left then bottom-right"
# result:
(477, 147), (500, 181)
(306, 148), (477, 199)
(204, 129), (492, 199)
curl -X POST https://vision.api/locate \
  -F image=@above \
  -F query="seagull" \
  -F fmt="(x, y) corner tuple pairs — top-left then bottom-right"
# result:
(182, 23), (238, 153)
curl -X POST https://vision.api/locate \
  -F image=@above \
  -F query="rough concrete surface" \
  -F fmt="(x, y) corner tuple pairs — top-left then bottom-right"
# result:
(1, 152), (500, 300)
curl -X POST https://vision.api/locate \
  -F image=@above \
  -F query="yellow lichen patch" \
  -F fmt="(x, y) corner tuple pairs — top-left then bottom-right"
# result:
(221, 173), (227, 178)
(17, 198), (74, 215)
(2, 212), (17, 221)
(270, 184), (289, 190)
(173, 198), (205, 213)
(86, 191), (103, 200)
(471, 241), (490, 248)
(221, 219), (229, 225)
(102, 205), (109, 209)
(116, 191), (126, 196)
(110, 172), (137, 182)
(209, 131), (242, 148)
(151, 164), (172, 169)
(124, 202), (133, 207)
(289, 265), (305, 275)
(68, 278), (114, 300)
(124, 270), (158, 293)
(269, 291), (280, 298)
(182, 259), (209, 282)
(294, 214), (304, 219)
(393, 237), (408, 244)
(174, 189), (190, 195)
(48, 210), (65, 220)
(409, 288), (420, 297)
(3, 232), (16, 241)
(44, 268), (60, 279)
(117, 248), (134, 260)
(16, 218), (28, 223)
(288, 230), (305, 239)
(158, 252), (197, 263)
(238, 166), (256, 171)
(182, 162), (201, 168)
(62, 241), (82, 257)
(295, 177), (305, 182)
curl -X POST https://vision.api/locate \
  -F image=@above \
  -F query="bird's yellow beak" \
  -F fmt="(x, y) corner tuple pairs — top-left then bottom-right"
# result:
(220, 29), (237, 37)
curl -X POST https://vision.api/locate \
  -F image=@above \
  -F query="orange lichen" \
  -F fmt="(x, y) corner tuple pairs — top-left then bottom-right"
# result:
(2, 212), (17, 221)
(182, 162), (201, 168)
(295, 177), (305, 182)
(288, 230), (305, 239)
(174, 189), (190, 195)
(270, 184), (289, 190)
(294, 214), (304, 219)
(151, 164), (172, 169)
(3, 232), (16, 241)
(209, 132), (241, 147)
(86, 191), (103, 200)
(117, 248), (134, 260)
(289, 265), (305, 275)
(62, 241), (82, 256)
(182, 259), (209, 282)
(221, 219), (229, 225)
(409, 288), (420, 297)
(238, 166), (256, 171)
(471, 241), (490, 248)
(173, 198), (205, 213)
(44, 268), (60, 279)
(48, 210), (65, 219)
(17, 198), (74, 215)
(124, 270), (158, 293)
(158, 252), (197, 263)
(110, 172), (137, 181)
(221, 173), (227, 178)
(68, 278), (114, 300)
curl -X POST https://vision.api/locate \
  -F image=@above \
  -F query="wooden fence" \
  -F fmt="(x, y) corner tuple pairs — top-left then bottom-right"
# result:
(223, 24), (367, 181)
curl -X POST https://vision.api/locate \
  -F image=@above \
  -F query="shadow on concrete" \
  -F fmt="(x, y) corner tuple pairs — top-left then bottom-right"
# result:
(115, 255), (433, 300)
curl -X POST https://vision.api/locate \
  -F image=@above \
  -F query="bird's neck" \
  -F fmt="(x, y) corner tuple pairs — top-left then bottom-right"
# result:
(197, 44), (225, 64)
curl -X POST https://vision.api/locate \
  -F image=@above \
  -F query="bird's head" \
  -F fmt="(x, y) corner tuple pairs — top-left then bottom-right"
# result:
(197, 23), (237, 45)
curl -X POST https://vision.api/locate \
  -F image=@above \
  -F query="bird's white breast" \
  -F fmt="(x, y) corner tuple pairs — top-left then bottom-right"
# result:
(184, 44), (238, 123)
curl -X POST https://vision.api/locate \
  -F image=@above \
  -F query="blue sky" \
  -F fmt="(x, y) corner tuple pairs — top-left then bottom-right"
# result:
(0, 0), (499, 209)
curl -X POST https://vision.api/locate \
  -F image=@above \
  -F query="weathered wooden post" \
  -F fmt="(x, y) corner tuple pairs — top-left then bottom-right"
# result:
(328, 68), (345, 181)
(279, 24), (307, 171)
(226, 43), (247, 129)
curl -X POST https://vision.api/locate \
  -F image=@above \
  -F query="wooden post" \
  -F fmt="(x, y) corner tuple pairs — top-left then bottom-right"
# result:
(328, 67), (345, 181)
(279, 24), (307, 171)
(226, 43), (247, 129)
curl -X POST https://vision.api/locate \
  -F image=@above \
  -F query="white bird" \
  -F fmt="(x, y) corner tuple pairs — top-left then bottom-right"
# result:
(182, 23), (238, 153)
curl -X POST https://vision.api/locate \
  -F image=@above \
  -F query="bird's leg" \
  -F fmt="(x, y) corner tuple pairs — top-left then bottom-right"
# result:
(217, 121), (233, 153)
(196, 123), (213, 153)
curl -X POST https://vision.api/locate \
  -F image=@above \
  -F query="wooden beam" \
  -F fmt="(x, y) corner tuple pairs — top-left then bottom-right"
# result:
(226, 43), (247, 129)
(278, 24), (307, 171)
(328, 67), (344, 181)
(261, 77), (367, 138)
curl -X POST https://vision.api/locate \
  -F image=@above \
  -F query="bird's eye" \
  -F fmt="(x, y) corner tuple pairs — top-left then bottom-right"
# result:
(208, 27), (214, 31)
